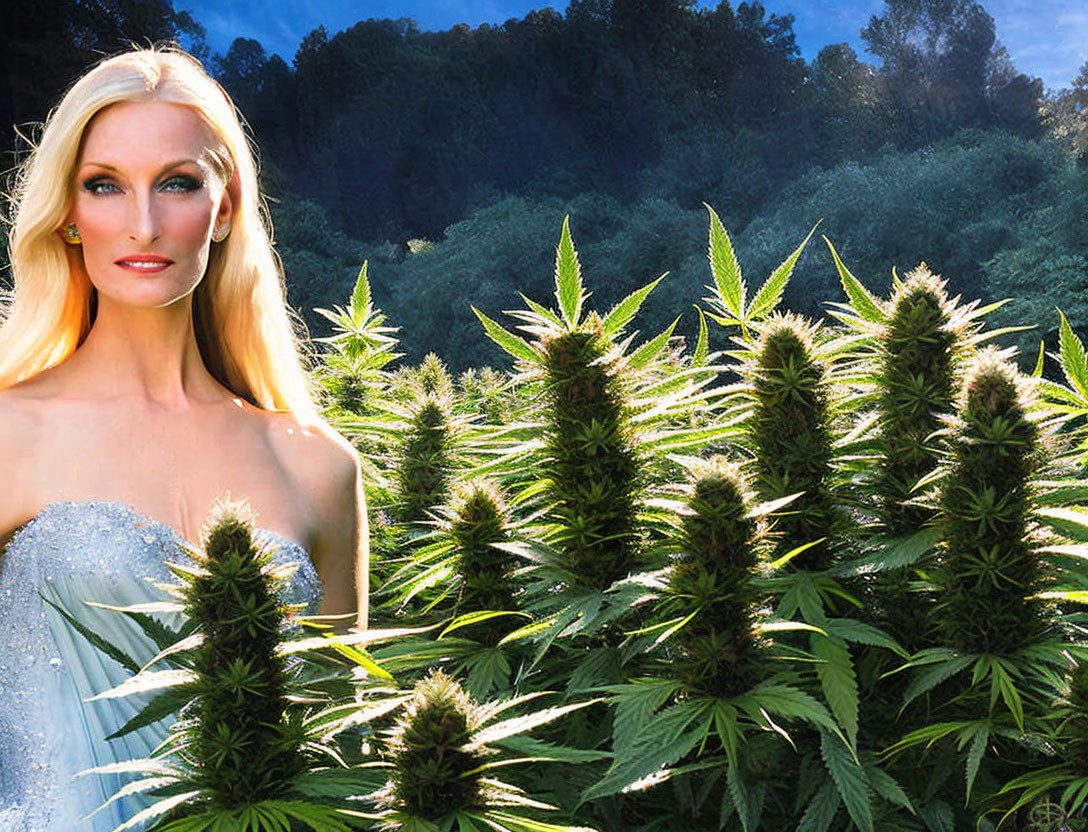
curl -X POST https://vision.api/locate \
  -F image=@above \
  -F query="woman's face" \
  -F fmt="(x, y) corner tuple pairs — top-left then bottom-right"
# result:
(68, 99), (233, 307)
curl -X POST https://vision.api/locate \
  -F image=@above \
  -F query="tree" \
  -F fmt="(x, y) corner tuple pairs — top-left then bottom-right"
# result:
(0, 0), (208, 150)
(861, 0), (1002, 139)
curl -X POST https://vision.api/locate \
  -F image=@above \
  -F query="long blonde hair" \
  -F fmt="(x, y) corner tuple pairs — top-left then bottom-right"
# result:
(0, 45), (318, 419)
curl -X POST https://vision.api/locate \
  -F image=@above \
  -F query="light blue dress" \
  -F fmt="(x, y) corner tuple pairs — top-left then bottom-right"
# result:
(0, 500), (323, 831)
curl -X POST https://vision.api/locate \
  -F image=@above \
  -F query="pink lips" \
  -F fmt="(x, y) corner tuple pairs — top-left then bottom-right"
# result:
(114, 254), (174, 273)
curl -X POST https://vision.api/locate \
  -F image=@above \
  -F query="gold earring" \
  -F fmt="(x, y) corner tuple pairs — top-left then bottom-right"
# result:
(63, 223), (81, 245)
(211, 223), (231, 243)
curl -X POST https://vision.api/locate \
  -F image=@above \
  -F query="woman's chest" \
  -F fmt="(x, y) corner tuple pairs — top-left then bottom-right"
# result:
(26, 403), (314, 549)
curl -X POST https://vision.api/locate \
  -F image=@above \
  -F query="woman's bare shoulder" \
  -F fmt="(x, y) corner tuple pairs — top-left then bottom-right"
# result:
(263, 410), (360, 508)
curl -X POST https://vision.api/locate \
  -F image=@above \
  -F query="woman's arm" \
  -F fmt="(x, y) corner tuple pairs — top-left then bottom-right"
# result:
(321, 448), (368, 631)
(292, 418), (369, 633)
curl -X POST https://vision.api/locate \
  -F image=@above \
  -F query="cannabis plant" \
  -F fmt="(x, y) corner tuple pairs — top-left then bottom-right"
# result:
(585, 455), (898, 831)
(874, 265), (960, 533)
(662, 456), (764, 697)
(449, 479), (520, 629)
(379, 477), (528, 696)
(936, 348), (1047, 654)
(699, 204), (818, 342)
(474, 217), (672, 593)
(748, 314), (842, 572)
(313, 261), (402, 420)
(459, 366), (520, 424)
(395, 385), (458, 525)
(369, 669), (598, 832)
(71, 498), (380, 831)
(886, 350), (1062, 821)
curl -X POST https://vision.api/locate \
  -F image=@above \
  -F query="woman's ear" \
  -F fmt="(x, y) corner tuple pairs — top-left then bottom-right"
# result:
(216, 172), (238, 228)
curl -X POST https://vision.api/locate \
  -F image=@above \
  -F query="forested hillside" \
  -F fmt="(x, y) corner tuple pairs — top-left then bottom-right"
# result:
(2, 0), (1087, 368)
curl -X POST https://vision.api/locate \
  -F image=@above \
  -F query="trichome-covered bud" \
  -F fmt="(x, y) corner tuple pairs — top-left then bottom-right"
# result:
(541, 314), (644, 590)
(450, 478), (519, 641)
(936, 349), (1046, 654)
(177, 498), (305, 804)
(749, 314), (839, 571)
(667, 457), (763, 697)
(397, 390), (456, 524)
(387, 670), (488, 819)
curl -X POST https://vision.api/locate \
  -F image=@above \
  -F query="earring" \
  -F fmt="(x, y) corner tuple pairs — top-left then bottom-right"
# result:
(63, 223), (81, 245)
(211, 222), (231, 243)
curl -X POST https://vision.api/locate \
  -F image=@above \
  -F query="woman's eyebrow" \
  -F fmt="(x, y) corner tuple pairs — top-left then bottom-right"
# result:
(77, 159), (203, 175)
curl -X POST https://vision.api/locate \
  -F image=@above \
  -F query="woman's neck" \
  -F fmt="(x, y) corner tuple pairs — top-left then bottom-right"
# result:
(62, 295), (230, 409)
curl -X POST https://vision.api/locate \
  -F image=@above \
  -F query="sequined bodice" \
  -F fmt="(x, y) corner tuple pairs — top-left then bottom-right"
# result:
(0, 500), (323, 831)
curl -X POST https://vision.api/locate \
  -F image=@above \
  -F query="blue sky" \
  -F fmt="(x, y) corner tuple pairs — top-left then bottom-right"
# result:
(179, 0), (1087, 92)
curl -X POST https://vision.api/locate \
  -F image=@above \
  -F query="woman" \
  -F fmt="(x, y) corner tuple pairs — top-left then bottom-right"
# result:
(0, 46), (368, 829)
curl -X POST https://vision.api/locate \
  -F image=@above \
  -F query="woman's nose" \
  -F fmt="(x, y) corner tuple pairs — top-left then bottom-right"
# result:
(128, 191), (161, 243)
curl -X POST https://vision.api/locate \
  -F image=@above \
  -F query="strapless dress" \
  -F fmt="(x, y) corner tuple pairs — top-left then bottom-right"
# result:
(0, 499), (323, 832)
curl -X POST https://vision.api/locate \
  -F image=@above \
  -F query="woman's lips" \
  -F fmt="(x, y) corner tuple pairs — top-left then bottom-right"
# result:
(114, 256), (173, 273)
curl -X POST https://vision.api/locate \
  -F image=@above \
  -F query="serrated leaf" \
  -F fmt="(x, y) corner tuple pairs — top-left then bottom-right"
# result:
(41, 592), (140, 673)
(693, 306), (709, 366)
(351, 261), (370, 325)
(440, 610), (530, 638)
(824, 236), (884, 323)
(1032, 339), (1045, 378)
(747, 221), (820, 320)
(813, 636), (859, 751)
(101, 789), (201, 832)
(555, 215), (584, 327)
(611, 678), (684, 756)
(628, 316), (680, 370)
(991, 662), (1024, 732)
(1059, 308), (1088, 401)
(473, 307), (539, 364)
(472, 699), (601, 747)
(706, 203), (745, 318)
(796, 779), (841, 832)
(964, 723), (989, 803)
(738, 684), (843, 744)
(865, 762), (913, 813)
(728, 762), (761, 832)
(87, 668), (197, 701)
(320, 633), (395, 682)
(583, 700), (711, 800)
(820, 730), (873, 832)
(901, 654), (974, 710)
(105, 685), (196, 740)
(825, 618), (907, 658)
(602, 275), (665, 338)
(919, 800), (954, 832)
(520, 294), (565, 327)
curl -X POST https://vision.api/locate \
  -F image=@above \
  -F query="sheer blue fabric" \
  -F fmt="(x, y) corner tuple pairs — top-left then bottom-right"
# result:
(0, 500), (323, 831)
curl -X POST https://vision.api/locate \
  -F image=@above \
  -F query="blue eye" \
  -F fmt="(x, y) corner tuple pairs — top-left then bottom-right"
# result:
(162, 175), (201, 192)
(82, 178), (118, 195)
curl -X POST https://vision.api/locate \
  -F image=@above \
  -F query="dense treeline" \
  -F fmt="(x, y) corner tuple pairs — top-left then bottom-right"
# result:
(218, 0), (1046, 243)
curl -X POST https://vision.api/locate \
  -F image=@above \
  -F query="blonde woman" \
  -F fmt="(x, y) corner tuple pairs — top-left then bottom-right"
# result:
(0, 46), (367, 829)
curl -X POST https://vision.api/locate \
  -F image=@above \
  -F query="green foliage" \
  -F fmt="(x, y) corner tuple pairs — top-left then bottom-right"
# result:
(387, 670), (489, 818)
(876, 265), (961, 533)
(539, 317), (644, 590)
(177, 499), (306, 805)
(312, 260), (403, 419)
(396, 388), (457, 525)
(449, 478), (520, 644)
(665, 457), (763, 696)
(62, 207), (1088, 831)
(749, 315), (841, 571)
(936, 349), (1046, 655)
(738, 131), (1076, 329)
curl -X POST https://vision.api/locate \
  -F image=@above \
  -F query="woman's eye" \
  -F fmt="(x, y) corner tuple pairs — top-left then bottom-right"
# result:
(82, 178), (119, 195)
(162, 175), (202, 192)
